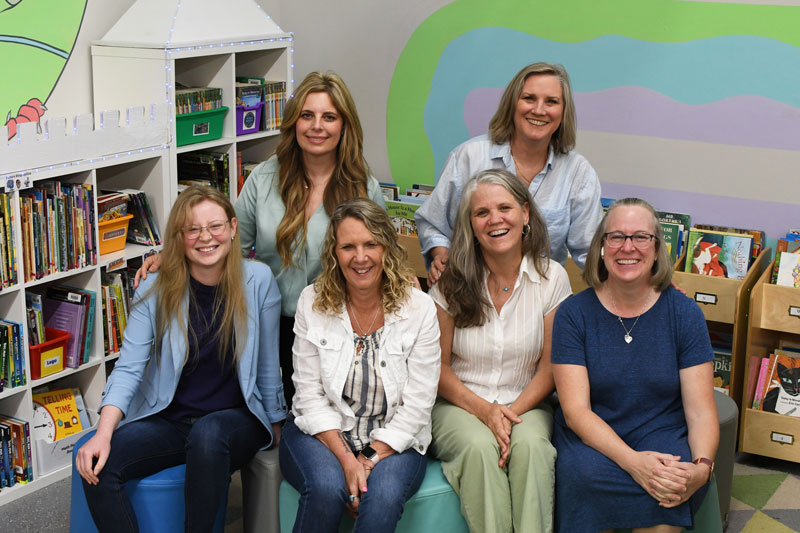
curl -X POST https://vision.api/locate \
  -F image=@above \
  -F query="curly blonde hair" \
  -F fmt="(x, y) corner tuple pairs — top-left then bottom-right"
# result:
(314, 198), (414, 315)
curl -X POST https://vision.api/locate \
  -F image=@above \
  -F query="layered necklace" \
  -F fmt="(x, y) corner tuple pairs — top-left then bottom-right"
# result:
(609, 292), (653, 344)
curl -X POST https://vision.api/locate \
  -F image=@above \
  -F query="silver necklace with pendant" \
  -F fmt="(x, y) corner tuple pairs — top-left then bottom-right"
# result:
(609, 292), (651, 344)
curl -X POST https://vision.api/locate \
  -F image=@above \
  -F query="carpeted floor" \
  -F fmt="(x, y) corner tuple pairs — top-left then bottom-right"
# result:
(4, 453), (799, 532)
(727, 454), (800, 532)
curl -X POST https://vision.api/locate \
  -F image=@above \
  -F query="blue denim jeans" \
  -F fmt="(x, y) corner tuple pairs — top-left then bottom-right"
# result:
(279, 417), (427, 533)
(80, 407), (268, 533)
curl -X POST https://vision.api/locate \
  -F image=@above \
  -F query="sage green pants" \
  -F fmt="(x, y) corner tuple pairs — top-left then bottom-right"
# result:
(431, 399), (556, 533)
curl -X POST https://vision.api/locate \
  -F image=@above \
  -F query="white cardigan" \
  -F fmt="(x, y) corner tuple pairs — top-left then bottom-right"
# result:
(291, 285), (441, 454)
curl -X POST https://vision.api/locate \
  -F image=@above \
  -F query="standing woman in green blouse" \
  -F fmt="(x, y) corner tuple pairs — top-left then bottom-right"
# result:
(136, 72), (386, 406)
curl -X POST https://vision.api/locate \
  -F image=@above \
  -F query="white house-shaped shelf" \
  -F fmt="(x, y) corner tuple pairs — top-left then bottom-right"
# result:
(95, 0), (287, 49)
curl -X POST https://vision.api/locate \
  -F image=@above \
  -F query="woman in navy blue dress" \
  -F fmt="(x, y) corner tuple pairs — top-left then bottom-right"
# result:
(551, 198), (719, 532)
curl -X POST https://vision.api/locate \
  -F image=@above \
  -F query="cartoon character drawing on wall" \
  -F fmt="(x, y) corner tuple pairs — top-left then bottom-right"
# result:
(692, 241), (728, 277)
(1, 0), (88, 140)
(793, 262), (800, 288)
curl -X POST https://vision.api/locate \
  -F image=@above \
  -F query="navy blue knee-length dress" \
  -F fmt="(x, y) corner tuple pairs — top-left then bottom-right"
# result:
(551, 287), (712, 532)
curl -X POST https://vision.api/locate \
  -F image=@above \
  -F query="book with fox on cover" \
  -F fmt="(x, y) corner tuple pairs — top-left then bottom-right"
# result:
(684, 228), (753, 280)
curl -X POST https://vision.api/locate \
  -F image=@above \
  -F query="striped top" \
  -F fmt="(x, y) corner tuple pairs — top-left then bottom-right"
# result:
(430, 256), (572, 406)
(343, 328), (387, 452)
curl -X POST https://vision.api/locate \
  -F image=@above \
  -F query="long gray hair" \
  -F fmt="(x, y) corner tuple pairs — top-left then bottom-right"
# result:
(438, 169), (550, 327)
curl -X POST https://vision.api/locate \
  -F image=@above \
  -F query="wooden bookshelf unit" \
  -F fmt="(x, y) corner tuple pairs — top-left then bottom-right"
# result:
(739, 262), (800, 462)
(673, 249), (771, 412)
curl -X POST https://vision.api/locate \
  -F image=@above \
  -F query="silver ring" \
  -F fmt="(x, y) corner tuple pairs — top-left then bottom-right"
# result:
(349, 494), (356, 503)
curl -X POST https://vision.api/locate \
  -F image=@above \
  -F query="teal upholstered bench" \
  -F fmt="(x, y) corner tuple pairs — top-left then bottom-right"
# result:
(614, 476), (722, 533)
(279, 457), (468, 532)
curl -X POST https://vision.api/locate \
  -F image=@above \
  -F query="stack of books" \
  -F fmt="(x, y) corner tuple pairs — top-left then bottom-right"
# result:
(0, 319), (25, 391)
(175, 85), (223, 115)
(683, 225), (764, 280)
(380, 182), (432, 237)
(101, 270), (133, 356)
(0, 412), (33, 487)
(18, 182), (96, 282)
(178, 151), (230, 197)
(750, 345), (800, 416)
(771, 232), (800, 287)
(0, 192), (17, 289)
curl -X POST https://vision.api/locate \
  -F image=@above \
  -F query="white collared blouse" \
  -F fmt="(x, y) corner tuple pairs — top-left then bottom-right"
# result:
(429, 256), (571, 406)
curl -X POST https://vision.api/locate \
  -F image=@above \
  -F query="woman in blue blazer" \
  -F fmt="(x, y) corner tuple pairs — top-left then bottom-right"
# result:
(75, 186), (286, 533)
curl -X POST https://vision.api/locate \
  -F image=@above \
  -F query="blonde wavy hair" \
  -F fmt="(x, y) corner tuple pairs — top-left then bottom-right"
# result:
(151, 186), (248, 367)
(313, 198), (414, 315)
(275, 71), (371, 268)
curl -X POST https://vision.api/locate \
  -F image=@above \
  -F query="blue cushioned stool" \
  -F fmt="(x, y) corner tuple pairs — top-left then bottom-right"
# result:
(279, 457), (468, 532)
(70, 431), (229, 533)
(613, 476), (722, 533)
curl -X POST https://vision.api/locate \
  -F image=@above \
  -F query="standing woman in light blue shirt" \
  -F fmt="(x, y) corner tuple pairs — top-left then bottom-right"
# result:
(416, 62), (603, 283)
(137, 72), (386, 406)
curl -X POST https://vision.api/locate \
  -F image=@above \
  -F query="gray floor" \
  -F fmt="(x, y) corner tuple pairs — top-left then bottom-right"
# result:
(1, 471), (245, 533)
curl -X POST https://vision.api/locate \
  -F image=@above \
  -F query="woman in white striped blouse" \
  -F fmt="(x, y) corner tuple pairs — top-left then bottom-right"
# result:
(429, 169), (572, 533)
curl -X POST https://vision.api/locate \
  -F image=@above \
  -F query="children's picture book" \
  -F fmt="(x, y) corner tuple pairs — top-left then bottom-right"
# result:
(31, 388), (84, 442)
(96, 192), (129, 222)
(659, 221), (681, 265)
(379, 182), (400, 202)
(771, 238), (800, 284)
(42, 288), (87, 369)
(684, 228), (752, 280)
(762, 350), (800, 416)
(774, 251), (800, 289)
(385, 199), (421, 236)
(712, 347), (732, 395)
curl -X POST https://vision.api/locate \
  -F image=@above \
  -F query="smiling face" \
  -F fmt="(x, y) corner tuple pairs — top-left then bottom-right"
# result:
(512, 74), (564, 148)
(470, 183), (530, 259)
(295, 91), (343, 159)
(602, 205), (657, 285)
(335, 216), (385, 295)
(183, 200), (237, 284)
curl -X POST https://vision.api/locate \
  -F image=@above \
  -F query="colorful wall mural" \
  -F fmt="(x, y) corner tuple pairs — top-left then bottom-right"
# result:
(1, 0), (88, 140)
(387, 0), (800, 237)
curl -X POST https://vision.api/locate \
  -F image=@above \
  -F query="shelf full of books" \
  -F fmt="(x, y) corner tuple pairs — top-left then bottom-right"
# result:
(0, 147), (168, 503)
(670, 220), (770, 411)
(740, 261), (800, 463)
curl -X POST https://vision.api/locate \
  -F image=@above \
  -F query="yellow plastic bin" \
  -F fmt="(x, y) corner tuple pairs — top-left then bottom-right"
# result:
(98, 214), (133, 255)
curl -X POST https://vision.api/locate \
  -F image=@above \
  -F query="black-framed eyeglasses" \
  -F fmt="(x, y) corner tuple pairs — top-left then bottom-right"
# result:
(603, 231), (655, 249)
(182, 220), (230, 240)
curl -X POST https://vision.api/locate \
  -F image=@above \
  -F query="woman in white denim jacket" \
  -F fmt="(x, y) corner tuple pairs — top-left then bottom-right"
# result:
(279, 198), (441, 533)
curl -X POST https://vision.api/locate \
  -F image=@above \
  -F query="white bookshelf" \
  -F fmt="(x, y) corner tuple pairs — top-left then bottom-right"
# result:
(91, 0), (294, 203)
(0, 106), (169, 505)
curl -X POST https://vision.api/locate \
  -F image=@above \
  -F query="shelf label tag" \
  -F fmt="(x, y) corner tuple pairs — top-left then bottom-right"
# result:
(789, 306), (800, 319)
(695, 292), (717, 305)
(771, 432), (794, 445)
(107, 258), (126, 272)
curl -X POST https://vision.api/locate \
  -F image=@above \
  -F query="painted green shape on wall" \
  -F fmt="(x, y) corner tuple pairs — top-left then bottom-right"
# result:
(1, 0), (88, 137)
(386, 0), (800, 191)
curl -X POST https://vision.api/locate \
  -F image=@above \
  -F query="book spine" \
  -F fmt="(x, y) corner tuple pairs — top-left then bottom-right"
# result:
(752, 357), (770, 409)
